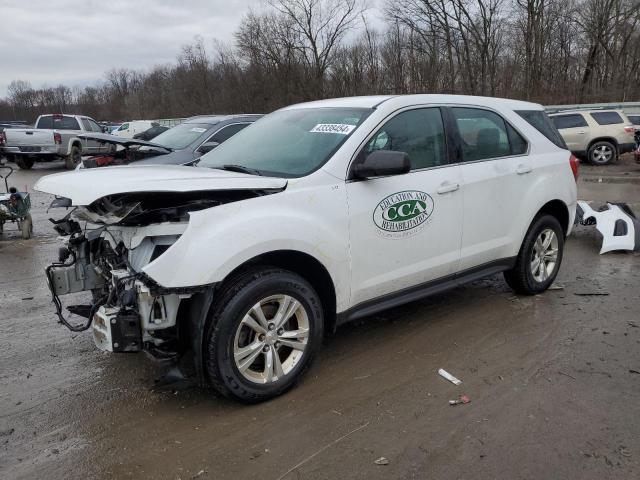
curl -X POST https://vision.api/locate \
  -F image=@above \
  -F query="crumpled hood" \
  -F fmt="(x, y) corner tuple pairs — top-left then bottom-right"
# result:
(35, 165), (287, 206)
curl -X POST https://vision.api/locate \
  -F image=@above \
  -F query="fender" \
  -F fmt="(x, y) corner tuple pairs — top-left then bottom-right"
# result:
(64, 136), (83, 155)
(142, 181), (352, 311)
(508, 163), (577, 258)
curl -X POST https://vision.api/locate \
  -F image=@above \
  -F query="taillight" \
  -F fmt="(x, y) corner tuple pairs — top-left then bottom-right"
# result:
(53, 132), (62, 144)
(624, 125), (635, 134)
(0, 131), (5, 146)
(569, 154), (579, 181)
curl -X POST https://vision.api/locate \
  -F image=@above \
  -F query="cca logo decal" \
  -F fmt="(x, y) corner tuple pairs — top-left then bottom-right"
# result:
(373, 191), (434, 233)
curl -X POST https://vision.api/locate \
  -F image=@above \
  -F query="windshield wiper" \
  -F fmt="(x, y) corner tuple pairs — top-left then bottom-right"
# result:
(219, 164), (262, 176)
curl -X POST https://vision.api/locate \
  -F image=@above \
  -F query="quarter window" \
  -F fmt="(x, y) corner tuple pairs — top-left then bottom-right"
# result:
(451, 108), (512, 161)
(627, 115), (640, 126)
(590, 111), (623, 125)
(551, 114), (588, 129)
(362, 108), (447, 170)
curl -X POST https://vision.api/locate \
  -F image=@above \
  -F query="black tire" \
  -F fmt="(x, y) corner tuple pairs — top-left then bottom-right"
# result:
(504, 214), (564, 295)
(20, 213), (33, 239)
(588, 141), (616, 165)
(65, 145), (82, 170)
(205, 267), (324, 403)
(15, 157), (34, 170)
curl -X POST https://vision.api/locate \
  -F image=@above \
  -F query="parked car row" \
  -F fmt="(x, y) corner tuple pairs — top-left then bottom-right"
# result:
(0, 114), (260, 169)
(548, 109), (635, 165)
(79, 114), (261, 168)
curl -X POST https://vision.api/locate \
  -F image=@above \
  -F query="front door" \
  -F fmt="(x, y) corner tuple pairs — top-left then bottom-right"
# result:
(346, 107), (464, 306)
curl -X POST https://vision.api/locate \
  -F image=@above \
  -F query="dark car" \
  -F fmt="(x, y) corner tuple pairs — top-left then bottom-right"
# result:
(133, 125), (169, 141)
(79, 114), (262, 168)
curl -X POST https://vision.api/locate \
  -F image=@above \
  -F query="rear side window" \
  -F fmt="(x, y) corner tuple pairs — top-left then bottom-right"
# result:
(627, 115), (640, 126)
(551, 114), (587, 129)
(516, 110), (567, 149)
(590, 111), (623, 125)
(451, 108), (514, 161)
(36, 115), (80, 130)
(363, 107), (447, 170)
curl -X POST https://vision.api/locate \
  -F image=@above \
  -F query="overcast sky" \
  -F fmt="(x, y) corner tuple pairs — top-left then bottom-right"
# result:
(1, 0), (384, 98)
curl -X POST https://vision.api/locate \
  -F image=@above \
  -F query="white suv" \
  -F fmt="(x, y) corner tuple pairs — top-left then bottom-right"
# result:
(37, 95), (578, 402)
(548, 109), (636, 165)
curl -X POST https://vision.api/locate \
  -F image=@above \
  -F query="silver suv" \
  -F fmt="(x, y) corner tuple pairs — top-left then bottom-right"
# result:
(548, 110), (635, 165)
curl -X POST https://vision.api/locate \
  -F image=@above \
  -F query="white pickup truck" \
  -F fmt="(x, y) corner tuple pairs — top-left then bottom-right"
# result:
(1, 114), (112, 170)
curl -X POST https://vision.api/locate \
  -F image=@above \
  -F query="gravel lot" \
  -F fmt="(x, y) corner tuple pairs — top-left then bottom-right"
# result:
(1, 157), (639, 479)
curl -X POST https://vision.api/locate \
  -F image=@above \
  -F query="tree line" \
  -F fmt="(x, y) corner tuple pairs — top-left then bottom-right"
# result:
(2, 0), (640, 123)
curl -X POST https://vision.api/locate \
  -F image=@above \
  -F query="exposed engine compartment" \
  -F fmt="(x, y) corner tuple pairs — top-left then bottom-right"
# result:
(45, 187), (281, 357)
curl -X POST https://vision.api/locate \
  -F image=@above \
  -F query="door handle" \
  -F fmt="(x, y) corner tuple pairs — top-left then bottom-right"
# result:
(437, 182), (460, 194)
(516, 164), (532, 175)
(578, 130), (586, 134)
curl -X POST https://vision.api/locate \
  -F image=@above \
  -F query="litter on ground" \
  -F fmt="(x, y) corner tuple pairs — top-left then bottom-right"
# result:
(438, 368), (462, 385)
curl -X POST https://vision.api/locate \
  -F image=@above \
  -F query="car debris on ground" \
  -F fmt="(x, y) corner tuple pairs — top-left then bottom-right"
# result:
(576, 201), (640, 253)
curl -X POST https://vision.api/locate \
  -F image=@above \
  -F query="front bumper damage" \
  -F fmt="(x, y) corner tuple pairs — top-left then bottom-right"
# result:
(44, 213), (201, 360)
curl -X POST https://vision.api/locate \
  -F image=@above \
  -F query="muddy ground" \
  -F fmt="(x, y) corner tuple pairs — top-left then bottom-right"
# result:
(1, 157), (639, 479)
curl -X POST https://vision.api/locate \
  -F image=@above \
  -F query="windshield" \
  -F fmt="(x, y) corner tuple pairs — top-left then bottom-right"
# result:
(151, 123), (211, 149)
(197, 107), (372, 177)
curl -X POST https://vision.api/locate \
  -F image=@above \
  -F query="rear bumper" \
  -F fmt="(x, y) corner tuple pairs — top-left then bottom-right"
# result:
(619, 142), (636, 154)
(2, 145), (60, 155)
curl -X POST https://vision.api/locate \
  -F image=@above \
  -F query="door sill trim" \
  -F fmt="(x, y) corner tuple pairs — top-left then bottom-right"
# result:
(337, 257), (516, 325)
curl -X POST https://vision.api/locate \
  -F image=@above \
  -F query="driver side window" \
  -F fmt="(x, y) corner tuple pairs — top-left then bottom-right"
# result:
(362, 108), (447, 170)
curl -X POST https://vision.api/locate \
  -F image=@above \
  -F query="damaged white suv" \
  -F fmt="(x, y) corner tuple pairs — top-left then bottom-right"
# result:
(37, 95), (578, 402)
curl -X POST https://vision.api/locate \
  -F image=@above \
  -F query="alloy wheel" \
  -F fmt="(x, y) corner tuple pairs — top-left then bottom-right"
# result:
(233, 294), (309, 384)
(530, 228), (559, 282)
(592, 145), (613, 164)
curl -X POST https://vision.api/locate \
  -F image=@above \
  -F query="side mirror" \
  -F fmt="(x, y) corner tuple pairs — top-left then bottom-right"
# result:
(101, 126), (108, 133)
(352, 150), (410, 179)
(197, 141), (220, 155)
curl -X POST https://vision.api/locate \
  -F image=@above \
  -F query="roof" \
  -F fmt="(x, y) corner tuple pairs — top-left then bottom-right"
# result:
(184, 114), (263, 125)
(282, 94), (542, 111)
(548, 109), (624, 116)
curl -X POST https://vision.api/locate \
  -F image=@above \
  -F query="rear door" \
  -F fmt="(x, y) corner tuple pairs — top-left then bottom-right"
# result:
(346, 107), (464, 306)
(449, 106), (530, 270)
(85, 118), (108, 153)
(550, 114), (589, 152)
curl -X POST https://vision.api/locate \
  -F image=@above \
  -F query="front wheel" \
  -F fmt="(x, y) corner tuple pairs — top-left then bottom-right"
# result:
(504, 214), (564, 295)
(205, 268), (324, 403)
(588, 141), (616, 165)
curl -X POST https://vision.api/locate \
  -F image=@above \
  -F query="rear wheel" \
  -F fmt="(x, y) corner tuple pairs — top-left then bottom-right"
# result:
(20, 214), (33, 239)
(65, 145), (82, 170)
(504, 214), (564, 295)
(205, 267), (324, 403)
(15, 157), (34, 170)
(588, 141), (616, 165)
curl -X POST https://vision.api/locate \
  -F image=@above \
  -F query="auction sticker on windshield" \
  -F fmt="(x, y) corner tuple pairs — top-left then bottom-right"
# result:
(191, 128), (207, 133)
(373, 191), (434, 238)
(310, 124), (356, 135)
